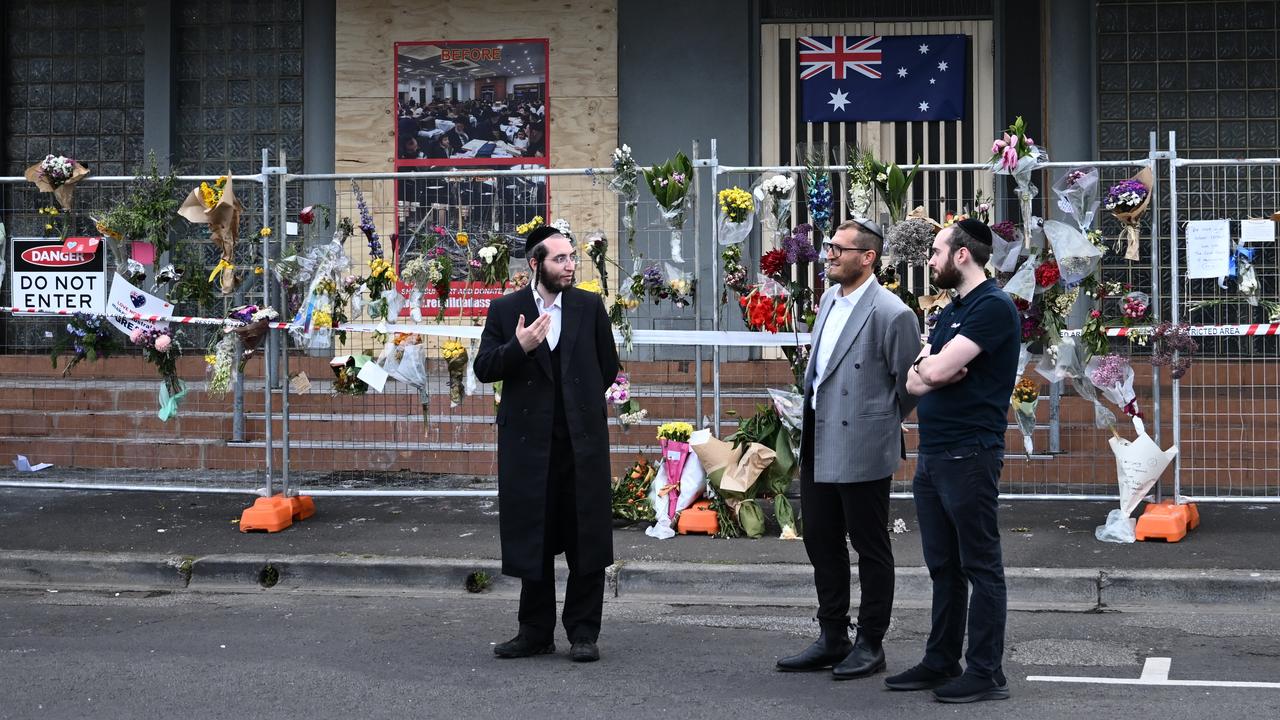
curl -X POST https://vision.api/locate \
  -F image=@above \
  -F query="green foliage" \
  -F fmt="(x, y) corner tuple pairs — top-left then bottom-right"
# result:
(868, 156), (921, 224)
(99, 154), (182, 258)
(642, 151), (694, 211)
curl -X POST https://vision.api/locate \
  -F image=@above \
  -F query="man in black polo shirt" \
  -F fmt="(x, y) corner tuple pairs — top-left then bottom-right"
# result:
(885, 219), (1019, 704)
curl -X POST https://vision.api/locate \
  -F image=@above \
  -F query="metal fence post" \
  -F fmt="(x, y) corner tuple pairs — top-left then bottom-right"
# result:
(708, 139), (722, 435)
(692, 139), (703, 426)
(277, 150), (292, 496)
(260, 148), (275, 496)
(1147, 131), (1164, 490)
(1167, 130), (1182, 502)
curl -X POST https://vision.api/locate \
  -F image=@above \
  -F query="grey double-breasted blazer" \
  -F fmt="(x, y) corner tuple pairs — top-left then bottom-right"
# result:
(801, 276), (923, 484)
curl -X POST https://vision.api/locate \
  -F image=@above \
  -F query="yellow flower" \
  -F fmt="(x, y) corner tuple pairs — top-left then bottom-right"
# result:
(45, 224), (53, 231)
(516, 215), (545, 236)
(254, 267), (264, 275)
(456, 231), (469, 247)
(576, 279), (602, 295)
(441, 340), (467, 360)
(311, 309), (333, 329)
(656, 421), (694, 441)
(259, 227), (272, 238)
(204, 354), (217, 366)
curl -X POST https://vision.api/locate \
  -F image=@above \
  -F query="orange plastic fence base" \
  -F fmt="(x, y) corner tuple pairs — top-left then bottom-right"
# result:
(676, 500), (719, 535)
(239, 496), (294, 533)
(1135, 500), (1199, 542)
(288, 495), (317, 521)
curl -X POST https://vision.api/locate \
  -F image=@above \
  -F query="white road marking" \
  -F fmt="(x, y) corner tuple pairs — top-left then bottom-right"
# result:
(1028, 657), (1280, 689)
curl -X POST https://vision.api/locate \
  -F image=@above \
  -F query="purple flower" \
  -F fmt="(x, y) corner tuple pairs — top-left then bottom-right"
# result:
(991, 220), (1017, 244)
(784, 223), (820, 264)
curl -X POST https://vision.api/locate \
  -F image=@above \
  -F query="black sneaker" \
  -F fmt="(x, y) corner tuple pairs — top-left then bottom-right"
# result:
(932, 671), (1010, 703)
(883, 662), (963, 691)
(493, 635), (555, 658)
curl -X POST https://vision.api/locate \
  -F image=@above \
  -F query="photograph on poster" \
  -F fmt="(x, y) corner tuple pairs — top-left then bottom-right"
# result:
(395, 40), (548, 164)
(396, 164), (546, 240)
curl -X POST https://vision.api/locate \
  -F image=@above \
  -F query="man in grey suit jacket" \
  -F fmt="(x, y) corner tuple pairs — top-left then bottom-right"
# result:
(777, 218), (923, 680)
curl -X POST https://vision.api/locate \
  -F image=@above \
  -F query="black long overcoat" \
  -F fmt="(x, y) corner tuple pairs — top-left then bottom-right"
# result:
(473, 286), (620, 580)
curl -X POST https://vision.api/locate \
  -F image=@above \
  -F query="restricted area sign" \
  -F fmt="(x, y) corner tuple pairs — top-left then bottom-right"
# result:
(9, 237), (106, 314)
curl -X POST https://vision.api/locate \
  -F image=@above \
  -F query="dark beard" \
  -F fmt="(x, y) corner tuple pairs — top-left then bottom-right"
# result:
(535, 262), (572, 294)
(933, 256), (962, 289)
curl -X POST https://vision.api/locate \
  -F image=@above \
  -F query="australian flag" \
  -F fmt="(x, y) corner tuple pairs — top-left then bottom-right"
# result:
(800, 34), (967, 122)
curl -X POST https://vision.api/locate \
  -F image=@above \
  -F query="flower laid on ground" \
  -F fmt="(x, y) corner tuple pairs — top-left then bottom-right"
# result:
(1034, 259), (1061, 288)
(50, 312), (121, 377)
(516, 215), (544, 236)
(612, 455), (656, 522)
(441, 339), (469, 407)
(607, 144), (641, 250)
(1151, 321), (1198, 379)
(643, 151), (694, 262)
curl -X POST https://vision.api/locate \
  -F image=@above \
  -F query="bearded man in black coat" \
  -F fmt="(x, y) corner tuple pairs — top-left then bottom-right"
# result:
(474, 225), (619, 663)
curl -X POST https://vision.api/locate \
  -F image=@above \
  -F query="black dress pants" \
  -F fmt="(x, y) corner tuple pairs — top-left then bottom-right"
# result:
(517, 435), (605, 644)
(800, 472), (894, 641)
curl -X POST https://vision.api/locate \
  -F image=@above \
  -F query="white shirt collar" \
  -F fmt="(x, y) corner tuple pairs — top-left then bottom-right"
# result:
(532, 284), (563, 311)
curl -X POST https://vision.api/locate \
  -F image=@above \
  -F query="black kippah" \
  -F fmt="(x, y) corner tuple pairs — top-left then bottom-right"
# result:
(955, 218), (994, 246)
(524, 225), (562, 254)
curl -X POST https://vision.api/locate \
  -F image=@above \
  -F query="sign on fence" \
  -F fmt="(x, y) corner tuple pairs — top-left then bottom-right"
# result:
(397, 280), (507, 318)
(9, 237), (105, 314)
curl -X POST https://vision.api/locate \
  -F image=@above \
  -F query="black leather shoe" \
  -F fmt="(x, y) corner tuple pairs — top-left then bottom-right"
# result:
(494, 634), (555, 658)
(884, 662), (964, 691)
(776, 626), (853, 672)
(831, 634), (886, 680)
(569, 640), (600, 662)
(932, 671), (1010, 703)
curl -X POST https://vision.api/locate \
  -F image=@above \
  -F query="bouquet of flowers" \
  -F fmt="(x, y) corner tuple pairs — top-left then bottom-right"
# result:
(423, 246), (454, 320)
(476, 237), (511, 288)
(634, 262), (695, 309)
(227, 304), (279, 356)
(50, 312), (122, 376)
(724, 403), (799, 538)
(441, 339), (469, 407)
(205, 334), (237, 399)
(1104, 168), (1154, 261)
(720, 243), (751, 309)
(130, 326), (186, 420)
(846, 146), (877, 218)
(612, 455), (657, 523)
(753, 173), (795, 240)
(178, 175), (244, 295)
(739, 283), (793, 333)
(802, 149), (833, 239)
(279, 230), (356, 349)
(1011, 377), (1040, 458)
(655, 421), (695, 521)
(608, 293), (640, 352)
(1043, 219), (1103, 286)
(583, 230), (610, 295)
(642, 151), (694, 262)
(606, 372), (645, 430)
(989, 219), (1023, 273)
(884, 213), (937, 266)
(1014, 298), (1045, 347)
(515, 215), (544, 237)
(783, 223), (821, 266)
(1121, 290), (1149, 326)
(717, 186), (755, 246)
(606, 144), (641, 252)
(1088, 353), (1140, 418)
(868, 155), (921, 225)
(990, 116), (1048, 242)
(1052, 166), (1100, 231)
(25, 153), (89, 209)
(1151, 321), (1197, 380)
(330, 354), (370, 396)
(576, 279), (602, 295)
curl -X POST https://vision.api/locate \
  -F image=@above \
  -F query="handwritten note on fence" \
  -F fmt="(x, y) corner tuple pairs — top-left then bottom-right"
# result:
(1184, 219), (1230, 279)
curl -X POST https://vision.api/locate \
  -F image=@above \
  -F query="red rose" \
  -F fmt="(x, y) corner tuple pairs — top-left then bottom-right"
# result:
(1034, 260), (1061, 288)
(299, 206), (314, 225)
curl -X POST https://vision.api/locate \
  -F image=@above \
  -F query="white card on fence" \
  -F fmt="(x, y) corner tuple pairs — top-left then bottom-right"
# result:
(1184, 219), (1230, 279)
(1241, 219), (1275, 244)
(356, 360), (389, 393)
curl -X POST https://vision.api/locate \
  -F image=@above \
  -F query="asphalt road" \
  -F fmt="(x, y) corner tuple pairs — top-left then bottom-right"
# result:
(2, 589), (1278, 719)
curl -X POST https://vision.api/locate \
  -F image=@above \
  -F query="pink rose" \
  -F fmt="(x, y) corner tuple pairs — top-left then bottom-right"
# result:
(154, 334), (172, 352)
(129, 328), (144, 344)
(1001, 146), (1018, 171)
